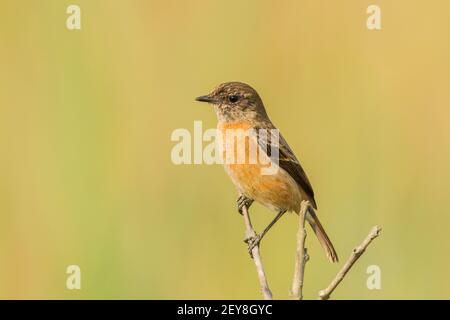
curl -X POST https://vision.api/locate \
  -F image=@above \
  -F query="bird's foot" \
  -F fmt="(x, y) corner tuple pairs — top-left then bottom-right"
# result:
(237, 195), (254, 215)
(244, 234), (261, 257)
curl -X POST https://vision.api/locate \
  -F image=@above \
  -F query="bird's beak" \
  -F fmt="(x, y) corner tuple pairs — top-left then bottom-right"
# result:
(195, 95), (216, 104)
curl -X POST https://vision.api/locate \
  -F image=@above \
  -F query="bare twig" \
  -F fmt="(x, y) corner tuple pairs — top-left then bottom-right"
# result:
(241, 205), (273, 300)
(290, 200), (310, 300)
(318, 225), (382, 300)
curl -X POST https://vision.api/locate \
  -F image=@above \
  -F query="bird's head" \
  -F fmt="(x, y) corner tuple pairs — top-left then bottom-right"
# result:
(196, 82), (268, 122)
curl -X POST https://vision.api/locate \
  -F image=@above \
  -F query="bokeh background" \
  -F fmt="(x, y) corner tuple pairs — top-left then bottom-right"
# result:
(1, 0), (449, 299)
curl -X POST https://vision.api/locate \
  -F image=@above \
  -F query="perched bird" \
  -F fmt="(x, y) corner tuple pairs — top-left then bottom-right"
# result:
(196, 82), (338, 263)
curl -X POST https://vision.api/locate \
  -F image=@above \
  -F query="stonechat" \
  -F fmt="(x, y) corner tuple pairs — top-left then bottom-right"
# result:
(196, 82), (338, 263)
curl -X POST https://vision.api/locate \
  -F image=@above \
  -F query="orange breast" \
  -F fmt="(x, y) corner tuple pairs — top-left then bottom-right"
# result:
(217, 122), (302, 212)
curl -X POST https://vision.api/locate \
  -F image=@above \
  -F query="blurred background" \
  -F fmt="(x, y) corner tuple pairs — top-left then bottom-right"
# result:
(1, 0), (449, 299)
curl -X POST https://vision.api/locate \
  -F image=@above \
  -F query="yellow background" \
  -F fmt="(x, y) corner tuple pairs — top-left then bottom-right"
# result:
(1, 0), (449, 299)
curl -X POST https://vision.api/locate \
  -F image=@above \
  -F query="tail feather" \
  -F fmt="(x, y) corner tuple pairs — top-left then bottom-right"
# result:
(306, 208), (338, 263)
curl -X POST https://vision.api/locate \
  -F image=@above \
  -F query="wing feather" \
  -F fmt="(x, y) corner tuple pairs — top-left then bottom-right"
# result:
(254, 124), (317, 209)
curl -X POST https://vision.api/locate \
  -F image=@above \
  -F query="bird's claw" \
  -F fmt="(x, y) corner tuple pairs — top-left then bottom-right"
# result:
(244, 234), (261, 257)
(237, 195), (254, 215)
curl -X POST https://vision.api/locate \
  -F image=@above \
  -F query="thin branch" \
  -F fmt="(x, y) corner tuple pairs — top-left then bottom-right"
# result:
(318, 225), (382, 300)
(241, 205), (273, 300)
(290, 200), (310, 300)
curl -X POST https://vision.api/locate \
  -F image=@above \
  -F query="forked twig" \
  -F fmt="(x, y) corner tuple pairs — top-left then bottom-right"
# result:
(318, 225), (382, 300)
(241, 205), (273, 300)
(240, 202), (381, 300)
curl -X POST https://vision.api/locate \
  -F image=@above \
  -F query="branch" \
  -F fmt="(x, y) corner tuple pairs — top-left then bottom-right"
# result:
(318, 225), (382, 300)
(241, 205), (273, 300)
(290, 200), (310, 300)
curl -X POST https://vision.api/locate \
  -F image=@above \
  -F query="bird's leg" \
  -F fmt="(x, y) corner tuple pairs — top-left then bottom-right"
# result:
(245, 210), (287, 253)
(237, 194), (254, 215)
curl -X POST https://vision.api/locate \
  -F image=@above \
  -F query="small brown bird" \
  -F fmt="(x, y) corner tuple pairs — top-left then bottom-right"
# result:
(196, 82), (338, 263)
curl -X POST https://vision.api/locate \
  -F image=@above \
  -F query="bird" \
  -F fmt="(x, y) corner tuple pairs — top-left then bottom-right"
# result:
(196, 82), (338, 263)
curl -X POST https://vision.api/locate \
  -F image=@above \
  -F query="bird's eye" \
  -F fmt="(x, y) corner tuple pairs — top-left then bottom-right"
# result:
(228, 95), (239, 103)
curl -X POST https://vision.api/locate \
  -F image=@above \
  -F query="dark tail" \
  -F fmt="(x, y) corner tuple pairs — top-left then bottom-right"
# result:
(306, 208), (339, 263)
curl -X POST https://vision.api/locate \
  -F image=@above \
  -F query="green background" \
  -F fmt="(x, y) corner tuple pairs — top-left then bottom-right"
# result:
(1, 0), (449, 299)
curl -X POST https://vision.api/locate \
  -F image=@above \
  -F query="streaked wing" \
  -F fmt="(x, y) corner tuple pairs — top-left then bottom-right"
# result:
(254, 124), (317, 209)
